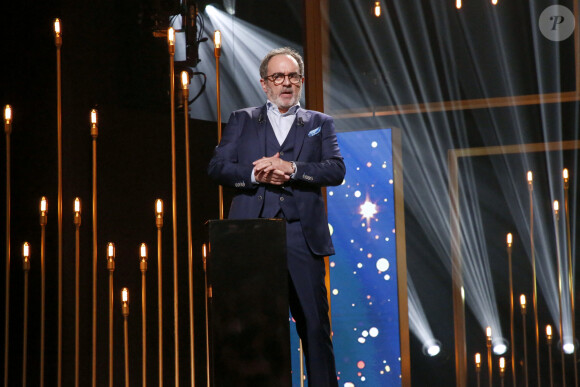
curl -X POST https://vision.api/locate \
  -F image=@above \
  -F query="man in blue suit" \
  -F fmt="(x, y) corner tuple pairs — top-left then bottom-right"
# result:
(208, 47), (344, 386)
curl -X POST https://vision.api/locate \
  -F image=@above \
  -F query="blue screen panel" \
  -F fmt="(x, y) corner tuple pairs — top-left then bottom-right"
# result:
(290, 128), (402, 386)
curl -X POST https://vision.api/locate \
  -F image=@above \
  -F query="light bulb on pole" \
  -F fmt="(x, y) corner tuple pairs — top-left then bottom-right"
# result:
(181, 62), (196, 387)
(181, 70), (190, 112)
(214, 30), (221, 56)
(22, 242), (30, 269)
(475, 353), (481, 387)
(456, 0), (462, 9)
(54, 17), (64, 384)
(140, 243), (148, 265)
(374, 1), (381, 17)
(122, 288), (129, 316)
(54, 18), (62, 46)
(90, 107), (99, 387)
(214, 29), (224, 220)
(40, 197), (48, 226)
(3, 102), (11, 387)
(107, 243), (116, 269)
(91, 109), (98, 138)
(167, 23), (181, 383)
(168, 27), (175, 54)
(181, 71), (189, 91)
(156, 199), (163, 227)
(4, 105), (12, 135)
(74, 197), (81, 226)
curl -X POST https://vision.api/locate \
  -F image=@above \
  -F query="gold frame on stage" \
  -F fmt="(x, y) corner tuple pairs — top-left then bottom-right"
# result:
(448, 139), (580, 387)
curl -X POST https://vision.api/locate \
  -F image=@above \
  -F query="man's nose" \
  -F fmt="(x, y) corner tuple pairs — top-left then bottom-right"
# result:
(282, 75), (292, 86)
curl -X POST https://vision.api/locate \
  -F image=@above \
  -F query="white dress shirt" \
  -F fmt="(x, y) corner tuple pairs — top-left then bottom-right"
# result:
(251, 101), (300, 184)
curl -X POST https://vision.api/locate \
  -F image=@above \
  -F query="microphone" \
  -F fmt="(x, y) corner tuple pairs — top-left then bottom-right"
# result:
(258, 113), (264, 123)
(297, 117), (304, 127)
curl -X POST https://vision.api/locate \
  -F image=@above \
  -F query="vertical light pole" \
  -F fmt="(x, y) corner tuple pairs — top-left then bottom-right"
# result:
(181, 70), (196, 387)
(486, 327), (492, 387)
(140, 243), (148, 387)
(39, 197), (47, 387)
(74, 198), (81, 387)
(167, 27), (180, 387)
(563, 168), (578, 387)
(527, 171), (541, 387)
(213, 30), (223, 220)
(202, 244), (210, 387)
(22, 242), (30, 387)
(507, 233), (516, 387)
(122, 287), (130, 387)
(54, 19), (64, 386)
(475, 353), (481, 387)
(521, 295), (529, 387)
(90, 109), (98, 387)
(553, 200), (566, 387)
(107, 242), (116, 387)
(547, 324), (554, 387)
(4, 104), (12, 387)
(499, 357), (505, 387)
(155, 199), (164, 387)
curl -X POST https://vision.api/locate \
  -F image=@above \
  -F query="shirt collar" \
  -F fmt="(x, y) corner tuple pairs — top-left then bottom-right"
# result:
(266, 101), (300, 117)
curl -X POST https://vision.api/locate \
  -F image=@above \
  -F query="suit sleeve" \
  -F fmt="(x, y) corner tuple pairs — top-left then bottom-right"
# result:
(292, 115), (345, 187)
(207, 111), (256, 190)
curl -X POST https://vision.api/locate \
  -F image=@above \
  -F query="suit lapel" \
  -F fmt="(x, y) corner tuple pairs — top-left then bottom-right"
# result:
(293, 108), (310, 160)
(252, 104), (268, 158)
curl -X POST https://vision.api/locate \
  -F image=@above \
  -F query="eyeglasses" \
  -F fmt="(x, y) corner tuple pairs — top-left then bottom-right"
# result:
(265, 72), (303, 86)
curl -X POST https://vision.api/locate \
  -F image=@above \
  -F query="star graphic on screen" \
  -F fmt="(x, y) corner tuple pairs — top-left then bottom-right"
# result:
(360, 199), (378, 227)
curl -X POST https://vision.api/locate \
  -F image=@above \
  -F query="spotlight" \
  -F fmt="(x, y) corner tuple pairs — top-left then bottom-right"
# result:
(422, 340), (441, 357)
(563, 341), (575, 354)
(492, 338), (508, 355)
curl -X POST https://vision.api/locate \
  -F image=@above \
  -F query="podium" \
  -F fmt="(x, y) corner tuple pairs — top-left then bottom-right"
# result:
(206, 219), (292, 387)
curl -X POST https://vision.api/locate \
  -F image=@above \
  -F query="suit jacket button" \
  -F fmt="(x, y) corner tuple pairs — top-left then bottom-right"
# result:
(279, 197), (284, 202)
(280, 151), (284, 155)
(258, 195), (263, 200)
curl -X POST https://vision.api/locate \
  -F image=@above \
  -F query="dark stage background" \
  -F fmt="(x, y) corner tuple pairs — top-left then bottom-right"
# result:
(2, 0), (580, 386)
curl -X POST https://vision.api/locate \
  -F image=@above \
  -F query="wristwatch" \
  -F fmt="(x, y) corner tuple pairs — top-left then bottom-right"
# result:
(290, 161), (297, 178)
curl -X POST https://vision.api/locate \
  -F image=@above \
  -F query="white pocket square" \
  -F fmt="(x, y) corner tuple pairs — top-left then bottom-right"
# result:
(308, 127), (321, 137)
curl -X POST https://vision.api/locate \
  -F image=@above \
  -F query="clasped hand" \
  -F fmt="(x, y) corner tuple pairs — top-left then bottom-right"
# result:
(253, 152), (293, 185)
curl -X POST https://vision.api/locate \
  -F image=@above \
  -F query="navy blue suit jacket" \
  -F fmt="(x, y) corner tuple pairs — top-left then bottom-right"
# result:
(208, 104), (346, 256)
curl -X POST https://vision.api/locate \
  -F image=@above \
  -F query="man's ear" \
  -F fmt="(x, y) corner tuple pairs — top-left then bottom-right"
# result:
(260, 78), (268, 93)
